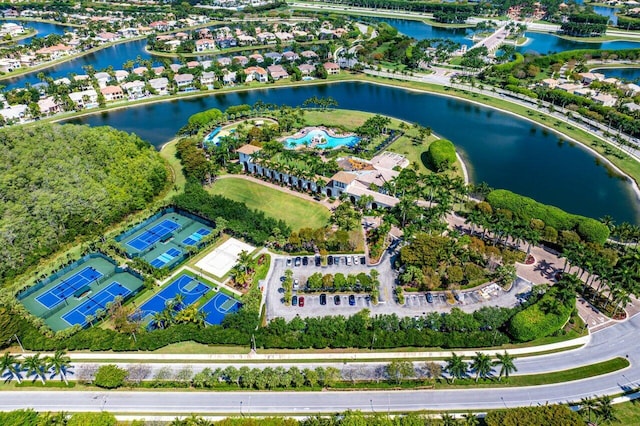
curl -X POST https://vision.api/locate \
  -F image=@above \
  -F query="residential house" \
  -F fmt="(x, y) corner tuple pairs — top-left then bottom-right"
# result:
(200, 71), (217, 88)
(69, 89), (98, 109)
(121, 80), (146, 98)
(170, 64), (182, 73)
(222, 71), (237, 85)
(152, 66), (165, 75)
(323, 62), (340, 75)
(237, 34), (257, 46)
(0, 58), (20, 73)
(35, 44), (74, 59)
(37, 97), (62, 116)
(217, 57), (232, 67)
(132, 66), (147, 76)
(275, 32), (294, 42)
(541, 78), (558, 88)
(298, 64), (315, 76)
(174, 73), (195, 90)
(96, 32), (118, 42)
(578, 72), (605, 84)
(592, 93), (617, 107)
(100, 85), (124, 101)
(0, 104), (28, 122)
(233, 55), (249, 66)
(264, 52), (282, 63)
(623, 102), (640, 113)
(94, 72), (111, 88)
(195, 38), (215, 52)
(267, 64), (289, 80)
(282, 51), (299, 62)
(186, 61), (201, 69)
(245, 66), (268, 83)
(149, 77), (169, 94)
(300, 50), (319, 62)
(249, 53), (264, 63)
(114, 70), (129, 83)
(257, 32), (276, 44)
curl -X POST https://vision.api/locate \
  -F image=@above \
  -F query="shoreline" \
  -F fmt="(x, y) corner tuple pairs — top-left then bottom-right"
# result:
(51, 76), (640, 216)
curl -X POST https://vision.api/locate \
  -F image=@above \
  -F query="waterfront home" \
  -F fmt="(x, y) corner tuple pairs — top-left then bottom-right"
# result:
(222, 71), (237, 85)
(300, 50), (319, 62)
(323, 62), (340, 75)
(245, 66), (268, 83)
(237, 34), (257, 46)
(69, 89), (98, 109)
(275, 32), (294, 42)
(96, 32), (118, 42)
(187, 60), (200, 69)
(233, 55), (249, 66)
(578, 72), (605, 84)
(153, 66), (165, 75)
(132, 66), (147, 76)
(166, 40), (181, 51)
(149, 21), (171, 31)
(282, 51), (299, 62)
(118, 27), (139, 38)
(35, 44), (74, 59)
(267, 64), (289, 80)
(0, 58), (21, 73)
(217, 37), (237, 49)
(149, 77), (169, 94)
(175, 32), (189, 40)
(264, 52), (282, 63)
(0, 104), (28, 123)
(94, 72), (111, 88)
(174, 73), (195, 90)
(200, 71), (217, 88)
(121, 80), (146, 98)
(198, 28), (211, 39)
(114, 69), (129, 82)
(625, 83), (640, 96)
(592, 93), (618, 107)
(100, 85), (124, 101)
(217, 57), (232, 67)
(249, 53), (264, 63)
(53, 77), (71, 86)
(257, 32), (276, 44)
(37, 97), (62, 116)
(298, 64), (315, 76)
(196, 38), (215, 52)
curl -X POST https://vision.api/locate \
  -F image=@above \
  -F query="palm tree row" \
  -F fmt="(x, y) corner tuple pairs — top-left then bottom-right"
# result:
(445, 351), (518, 383)
(1, 350), (73, 385)
(151, 295), (207, 330)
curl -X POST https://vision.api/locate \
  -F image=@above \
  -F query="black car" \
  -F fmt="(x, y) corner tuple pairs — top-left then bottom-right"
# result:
(334, 295), (341, 305)
(315, 256), (321, 267)
(453, 291), (460, 302)
(280, 276), (286, 282)
(327, 255), (333, 265)
(320, 293), (327, 305)
(286, 258), (292, 266)
(294, 256), (301, 267)
(348, 295), (356, 306)
(302, 257), (308, 266)
(360, 256), (366, 265)
(426, 292), (433, 303)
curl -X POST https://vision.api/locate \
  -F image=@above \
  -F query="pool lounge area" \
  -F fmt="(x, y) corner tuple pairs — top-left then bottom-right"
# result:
(284, 127), (360, 150)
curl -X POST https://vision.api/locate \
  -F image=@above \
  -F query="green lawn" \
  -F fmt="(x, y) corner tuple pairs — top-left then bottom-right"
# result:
(208, 177), (331, 231)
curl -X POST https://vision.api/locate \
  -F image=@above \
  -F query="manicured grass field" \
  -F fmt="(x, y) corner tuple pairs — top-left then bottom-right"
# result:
(208, 177), (331, 231)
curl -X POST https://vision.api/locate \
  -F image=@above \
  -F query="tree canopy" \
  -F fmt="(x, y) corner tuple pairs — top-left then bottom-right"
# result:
(0, 123), (167, 285)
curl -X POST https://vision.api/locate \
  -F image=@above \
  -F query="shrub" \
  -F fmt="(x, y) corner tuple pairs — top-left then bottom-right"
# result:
(508, 291), (573, 342)
(427, 139), (457, 171)
(485, 405), (583, 426)
(67, 412), (117, 426)
(94, 364), (127, 389)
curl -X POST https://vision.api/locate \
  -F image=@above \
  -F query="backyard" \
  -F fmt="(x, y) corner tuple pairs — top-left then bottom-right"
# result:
(208, 177), (331, 231)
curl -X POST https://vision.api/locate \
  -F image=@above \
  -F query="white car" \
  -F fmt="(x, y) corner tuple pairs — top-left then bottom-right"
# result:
(353, 256), (359, 265)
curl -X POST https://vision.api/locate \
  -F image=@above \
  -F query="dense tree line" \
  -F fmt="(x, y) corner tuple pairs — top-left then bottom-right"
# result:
(173, 181), (290, 245)
(0, 124), (167, 285)
(561, 14), (608, 37)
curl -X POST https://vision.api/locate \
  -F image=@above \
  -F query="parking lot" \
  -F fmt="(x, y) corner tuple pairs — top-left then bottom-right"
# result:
(264, 251), (533, 322)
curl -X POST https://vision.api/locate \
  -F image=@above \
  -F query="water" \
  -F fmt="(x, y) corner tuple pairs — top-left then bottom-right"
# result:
(285, 128), (360, 149)
(68, 82), (640, 224)
(3, 38), (152, 90)
(372, 18), (640, 55)
(4, 20), (72, 44)
(593, 67), (640, 83)
(593, 6), (619, 26)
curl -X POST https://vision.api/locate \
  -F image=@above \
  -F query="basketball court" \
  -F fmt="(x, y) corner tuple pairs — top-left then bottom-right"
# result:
(195, 238), (255, 278)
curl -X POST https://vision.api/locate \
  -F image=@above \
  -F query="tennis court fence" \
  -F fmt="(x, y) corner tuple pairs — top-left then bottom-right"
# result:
(17, 253), (117, 301)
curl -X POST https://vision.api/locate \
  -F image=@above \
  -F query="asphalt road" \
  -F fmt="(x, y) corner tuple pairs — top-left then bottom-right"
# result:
(2, 313), (638, 414)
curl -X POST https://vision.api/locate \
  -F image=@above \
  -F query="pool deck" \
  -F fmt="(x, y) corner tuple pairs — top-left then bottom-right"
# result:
(283, 126), (359, 149)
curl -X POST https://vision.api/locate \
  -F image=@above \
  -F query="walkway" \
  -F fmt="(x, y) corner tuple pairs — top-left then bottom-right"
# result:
(470, 25), (509, 53)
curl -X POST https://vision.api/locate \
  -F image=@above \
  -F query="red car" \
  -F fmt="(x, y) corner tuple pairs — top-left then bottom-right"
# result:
(299, 296), (305, 307)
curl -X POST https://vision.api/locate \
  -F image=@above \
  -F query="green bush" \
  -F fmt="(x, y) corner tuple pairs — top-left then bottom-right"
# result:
(67, 412), (117, 426)
(486, 189), (609, 244)
(485, 405), (583, 426)
(94, 364), (127, 389)
(427, 139), (457, 171)
(508, 292), (573, 342)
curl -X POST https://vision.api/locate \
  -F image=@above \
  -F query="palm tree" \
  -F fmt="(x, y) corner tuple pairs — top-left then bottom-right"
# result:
(471, 352), (493, 382)
(594, 395), (618, 424)
(46, 350), (73, 385)
(579, 396), (598, 423)
(0, 352), (22, 384)
(23, 353), (47, 385)
(494, 351), (518, 381)
(445, 353), (467, 383)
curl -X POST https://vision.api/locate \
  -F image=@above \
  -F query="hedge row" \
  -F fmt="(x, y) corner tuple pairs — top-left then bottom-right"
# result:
(486, 189), (610, 244)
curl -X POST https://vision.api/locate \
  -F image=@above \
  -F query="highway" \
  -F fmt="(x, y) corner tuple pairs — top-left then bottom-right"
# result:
(1, 312), (638, 414)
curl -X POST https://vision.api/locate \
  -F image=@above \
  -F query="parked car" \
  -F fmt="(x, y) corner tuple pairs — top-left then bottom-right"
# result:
(348, 295), (356, 306)
(302, 256), (308, 266)
(293, 279), (299, 290)
(353, 256), (359, 265)
(315, 256), (321, 267)
(334, 295), (341, 305)
(280, 276), (286, 282)
(346, 256), (352, 266)
(360, 256), (366, 265)
(320, 293), (327, 305)
(292, 295), (298, 306)
(294, 257), (301, 267)
(299, 296), (305, 307)
(426, 292), (433, 303)
(453, 291), (460, 302)
(286, 258), (292, 266)
(327, 255), (333, 265)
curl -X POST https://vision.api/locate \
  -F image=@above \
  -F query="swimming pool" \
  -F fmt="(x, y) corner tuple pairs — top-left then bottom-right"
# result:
(203, 127), (235, 148)
(285, 128), (360, 149)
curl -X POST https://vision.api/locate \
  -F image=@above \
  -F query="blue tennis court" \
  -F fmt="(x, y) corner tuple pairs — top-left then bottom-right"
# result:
(200, 292), (241, 325)
(35, 266), (103, 309)
(126, 219), (180, 251)
(138, 274), (210, 320)
(61, 281), (131, 327)
(150, 247), (182, 268)
(182, 228), (211, 246)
